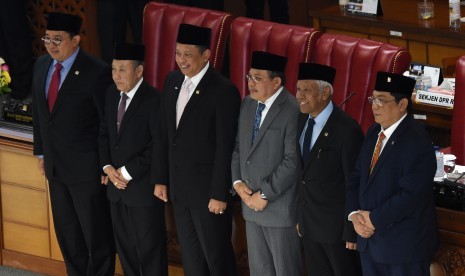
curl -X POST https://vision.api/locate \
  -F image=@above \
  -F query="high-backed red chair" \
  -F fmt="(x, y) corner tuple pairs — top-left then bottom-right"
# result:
(229, 17), (320, 98)
(311, 33), (411, 132)
(450, 56), (465, 164)
(143, 2), (233, 89)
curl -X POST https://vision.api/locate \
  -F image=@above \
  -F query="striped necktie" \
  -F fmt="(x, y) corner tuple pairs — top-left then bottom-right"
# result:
(370, 131), (386, 173)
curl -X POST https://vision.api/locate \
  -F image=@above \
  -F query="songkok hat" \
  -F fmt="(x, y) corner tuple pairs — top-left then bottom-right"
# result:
(113, 43), (145, 61)
(298, 63), (336, 84)
(374, 71), (416, 97)
(46, 12), (82, 34)
(176, 24), (211, 48)
(251, 51), (287, 73)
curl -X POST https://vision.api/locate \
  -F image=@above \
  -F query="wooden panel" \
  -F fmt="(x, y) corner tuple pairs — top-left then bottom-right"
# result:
(370, 35), (388, 43)
(326, 29), (368, 38)
(1, 184), (47, 228)
(3, 221), (50, 258)
(428, 44), (465, 68)
(388, 38), (407, 48)
(0, 151), (45, 190)
(408, 41), (427, 63)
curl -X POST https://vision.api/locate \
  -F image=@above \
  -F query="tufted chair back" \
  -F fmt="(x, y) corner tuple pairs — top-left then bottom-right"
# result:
(311, 33), (411, 132)
(143, 2), (232, 89)
(229, 17), (320, 98)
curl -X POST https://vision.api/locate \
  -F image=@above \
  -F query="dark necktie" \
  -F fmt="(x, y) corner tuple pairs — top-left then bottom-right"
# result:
(302, 116), (315, 167)
(48, 63), (63, 111)
(252, 103), (266, 144)
(117, 93), (129, 132)
(370, 131), (386, 173)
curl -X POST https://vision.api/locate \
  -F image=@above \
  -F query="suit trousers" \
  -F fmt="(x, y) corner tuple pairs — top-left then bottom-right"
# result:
(302, 239), (361, 276)
(48, 177), (115, 276)
(172, 202), (237, 276)
(246, 220), (302, 276)
(360, 250), (430, 276)
(110, 200), (167, 276)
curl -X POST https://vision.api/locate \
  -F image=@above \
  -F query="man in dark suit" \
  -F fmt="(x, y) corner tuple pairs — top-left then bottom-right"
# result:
(347, 72), (438, 276)
(152, 24), (239, 276)
(295, 63), (363, 276)
(32, 12), (115, 276)
(99, 43), (167, 276)
(232, 51), (302, 276)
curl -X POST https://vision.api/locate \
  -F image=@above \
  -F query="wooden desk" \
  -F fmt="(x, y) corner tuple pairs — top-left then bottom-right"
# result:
(412, 102), (452, 147)
(309, 0), (465, 67)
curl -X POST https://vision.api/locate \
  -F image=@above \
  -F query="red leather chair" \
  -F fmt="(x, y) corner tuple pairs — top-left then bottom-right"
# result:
(143, 2), (233, 89)
(450, 56), (465, 164)
(311, 33), (411, 132)
(229, 17), (320, 98)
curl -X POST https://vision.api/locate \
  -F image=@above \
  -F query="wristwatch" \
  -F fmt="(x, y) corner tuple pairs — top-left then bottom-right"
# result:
(259, 190), (268, 200)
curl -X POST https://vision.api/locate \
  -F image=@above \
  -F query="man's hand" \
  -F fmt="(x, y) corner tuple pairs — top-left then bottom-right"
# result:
(101, 175), (108, 185)
(350, 212), (375, 238)
(246, 191), (268, 211)
(208, 199), (227, 215)
(154, 184), (168, 202)
(346, 242), (357, 250)
(233, 182), (253, 202)
(103, 166), (128, 189)
(37, 158), (45, 175)
(358, 210), (375, 230)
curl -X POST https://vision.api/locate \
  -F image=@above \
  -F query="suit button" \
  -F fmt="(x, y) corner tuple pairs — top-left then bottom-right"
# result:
(246, 160), (251, 165)
(245, 179), (250, 184)
(173, 143), (176, 147)
(115, 145), (119, 150)
(301, 180), (306, 185)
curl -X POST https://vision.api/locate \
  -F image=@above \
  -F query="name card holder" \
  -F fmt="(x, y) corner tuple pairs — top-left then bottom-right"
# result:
(347, 0), (383, 16)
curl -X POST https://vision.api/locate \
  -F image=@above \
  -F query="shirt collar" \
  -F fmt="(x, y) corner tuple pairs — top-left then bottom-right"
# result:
(185, 62), (209, 87)
(381, 113), (407, 140)
(120, 77), (143, 99)
(313, 101), (333, 126)
(260, 86), (283, 107)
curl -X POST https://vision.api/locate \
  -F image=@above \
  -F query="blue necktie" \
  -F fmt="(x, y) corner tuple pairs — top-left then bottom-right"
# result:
(252, 103), (266, 144)
(302, 116), (315, 167)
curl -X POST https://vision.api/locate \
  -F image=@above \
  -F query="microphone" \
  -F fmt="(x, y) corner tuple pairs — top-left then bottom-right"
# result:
(338, 92), (356, 107)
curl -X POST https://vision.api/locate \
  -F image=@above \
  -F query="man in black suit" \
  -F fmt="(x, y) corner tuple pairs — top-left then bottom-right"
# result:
(32, 12), (115, 276)
(296, 63), (363, 276)
(99, 43), (167, 276)
(153, 24), (240, 276)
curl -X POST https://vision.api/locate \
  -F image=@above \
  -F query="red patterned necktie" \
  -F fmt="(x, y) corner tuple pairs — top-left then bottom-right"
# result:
(370, 131), (386, 173)
(48, 63), (63, 111)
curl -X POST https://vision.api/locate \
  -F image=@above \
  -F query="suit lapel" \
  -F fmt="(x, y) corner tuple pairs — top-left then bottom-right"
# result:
(39, 58), (53, 116)
(168, 74), (184, 135)
(249, 90), (286, 154)
(365, 117), (409, 186)
(176, 68), (213, 133)
(108, 88), (120, 139)
(117, 82), (146, 137)
(297, 113), (308, 166)
(49, 51), (83, 117)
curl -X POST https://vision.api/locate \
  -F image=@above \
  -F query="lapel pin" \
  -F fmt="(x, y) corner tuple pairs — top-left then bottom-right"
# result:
(324, 132), (328, 137)
(391, 141), (395, 145)
(195, 90), (200, 95)
(175, 87), (179, 90)
(75, 71), (79, 75)
(387, 77), (391, 82)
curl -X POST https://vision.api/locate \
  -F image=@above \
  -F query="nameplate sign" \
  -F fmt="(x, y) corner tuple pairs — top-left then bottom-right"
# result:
(415, 90), (454, 108)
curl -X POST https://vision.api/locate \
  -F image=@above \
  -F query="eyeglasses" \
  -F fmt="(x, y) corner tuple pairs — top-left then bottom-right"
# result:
(245, 73), (269, 83)
(41, 36), (70, 46)
(368, 96), (396, 107)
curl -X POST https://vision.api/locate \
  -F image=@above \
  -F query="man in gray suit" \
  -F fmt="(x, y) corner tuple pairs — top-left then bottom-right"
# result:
(232, 51), (302, 276)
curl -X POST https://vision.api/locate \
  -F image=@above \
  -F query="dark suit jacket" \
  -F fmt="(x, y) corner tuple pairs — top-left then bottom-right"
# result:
(346, 115), (439, 264)
(298, 104), (363, 243)
(152, 67), (241, 207)
(99, 81), (161, 206)
(33, 50), (112, 182)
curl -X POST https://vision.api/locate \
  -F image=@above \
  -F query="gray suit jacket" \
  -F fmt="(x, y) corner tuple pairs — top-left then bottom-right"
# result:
(231, 88), (300, 227)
